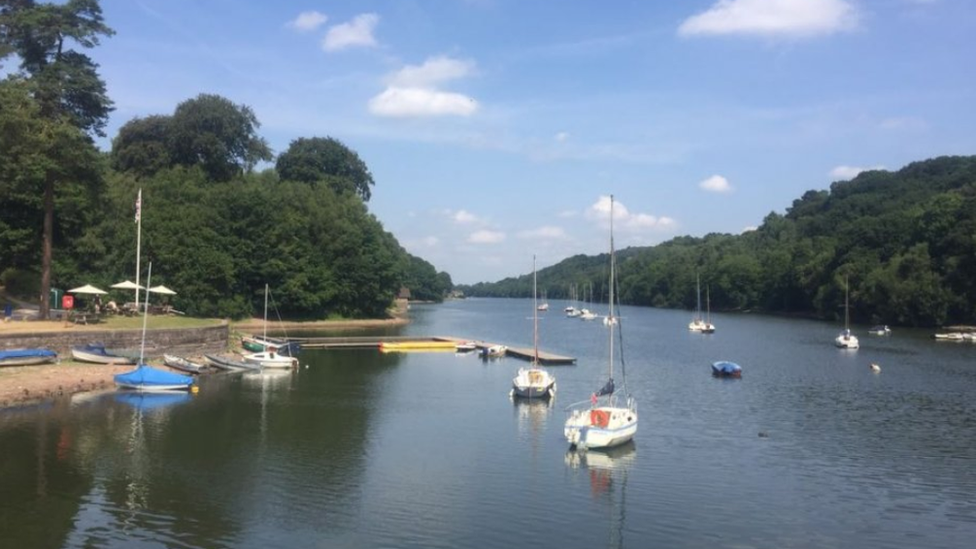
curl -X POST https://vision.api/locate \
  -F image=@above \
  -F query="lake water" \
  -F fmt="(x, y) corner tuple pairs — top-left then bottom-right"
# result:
(2, 298), (976, 548)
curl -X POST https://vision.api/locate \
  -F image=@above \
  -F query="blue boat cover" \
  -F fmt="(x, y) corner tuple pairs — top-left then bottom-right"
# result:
(712, 361), (742, 375)
(115, 365), (193, 388)
(115, 391), (190, 411)
(0, 348), (57, 360)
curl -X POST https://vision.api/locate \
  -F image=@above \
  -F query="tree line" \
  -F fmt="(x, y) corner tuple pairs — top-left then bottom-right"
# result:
(0, 0), (451, 319)
(460, 155), (976, 328)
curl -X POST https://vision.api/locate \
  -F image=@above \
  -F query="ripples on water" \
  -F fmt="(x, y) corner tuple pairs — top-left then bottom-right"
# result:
(1, 298), (975, 548)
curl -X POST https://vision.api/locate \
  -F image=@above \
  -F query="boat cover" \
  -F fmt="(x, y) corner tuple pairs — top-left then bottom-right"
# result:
(115, 365), (193, 388)
(596, 378), (615, 397)
(115, 391), (191, 411)
(75, 343), (114, 356)
(712, 361), (742, 375)
(0, 349), (57, 360)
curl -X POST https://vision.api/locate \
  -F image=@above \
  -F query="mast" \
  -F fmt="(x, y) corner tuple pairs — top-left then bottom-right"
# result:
(263, 283), (269, 340)
(533, 256), (539, 364)
(608, 195), (615, 385)
(139, 262), (152, 365)
(696, 272), (702, 321)
(844, 276), (850, 331)
(706, 285), (711, 324)
(135, 188), (142, 308)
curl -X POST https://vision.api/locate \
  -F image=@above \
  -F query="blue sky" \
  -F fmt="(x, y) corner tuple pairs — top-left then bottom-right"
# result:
(92, 0), (975, 284)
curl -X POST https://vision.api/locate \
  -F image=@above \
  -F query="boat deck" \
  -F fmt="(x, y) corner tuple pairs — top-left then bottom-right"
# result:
(287, 335), (576, 365)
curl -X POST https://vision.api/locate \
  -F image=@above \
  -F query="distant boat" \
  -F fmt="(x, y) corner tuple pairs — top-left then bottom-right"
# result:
(565, 195), (638, 450)
(511, 256), (556, 399)
(114, 263), (194, 392)
(205, 354), (260, 371)
(933, 333), (964, 342)
(72, 343), (135, 364)
(163, 354), (207, 374)
(834, 276), (859, 349)
(0, 348), (58, 367)
(579, 308), (597, 321)
(480, 344), (507, 359)
(242, 284), (298, 369)
(689, 273), (707, 332)
(702, 285), (716, 333)
(711, 361), (742, 378)
(241, 334), (301, 356)
(455, 341), (477, 353)
(868, 325), (891, 336)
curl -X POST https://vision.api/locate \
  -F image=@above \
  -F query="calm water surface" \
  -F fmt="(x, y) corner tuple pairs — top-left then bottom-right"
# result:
(2, 298), (976, 548)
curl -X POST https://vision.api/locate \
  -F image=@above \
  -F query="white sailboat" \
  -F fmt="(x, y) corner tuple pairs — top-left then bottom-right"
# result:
(834, 276), (859, 349)
(702, 285), (716, 333)
(564, 195), (638, 450)
(688, 273), (707, 331)
(512, 256), (556, 399)
(243, 284), (298, 369)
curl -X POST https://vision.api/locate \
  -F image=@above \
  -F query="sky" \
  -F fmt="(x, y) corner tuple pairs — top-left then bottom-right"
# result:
(85, 0), (976, 284)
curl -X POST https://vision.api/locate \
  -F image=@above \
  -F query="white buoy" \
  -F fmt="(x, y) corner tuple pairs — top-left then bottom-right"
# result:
(870, 363), (881, 373)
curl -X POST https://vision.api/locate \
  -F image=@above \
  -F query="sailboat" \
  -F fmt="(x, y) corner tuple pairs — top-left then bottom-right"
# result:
(512, 256), (557, 399)
(701, 285), (716, 333)
(537, 289), (549, 311)
(564, 195), (638, 450)
(688, 273), (707, 331)
(114, 263), (194, 392)
(834, 276), (859, 349)
(243, 284), (299, 369)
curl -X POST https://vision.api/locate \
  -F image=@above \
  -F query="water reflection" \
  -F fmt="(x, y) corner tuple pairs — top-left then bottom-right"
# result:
(565, 442), (636, 549)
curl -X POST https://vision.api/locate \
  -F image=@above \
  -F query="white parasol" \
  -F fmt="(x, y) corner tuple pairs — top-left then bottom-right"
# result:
(148, 285), (177, 295)
(68, 284), (108, 295)
(110, 280), (144, 290)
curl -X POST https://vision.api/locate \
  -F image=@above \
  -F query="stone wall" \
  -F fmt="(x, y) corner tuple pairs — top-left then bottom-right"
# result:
(0, 322), (230, 359)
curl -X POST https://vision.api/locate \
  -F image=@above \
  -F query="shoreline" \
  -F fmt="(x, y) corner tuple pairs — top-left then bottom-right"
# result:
(2, 302), (412, 411)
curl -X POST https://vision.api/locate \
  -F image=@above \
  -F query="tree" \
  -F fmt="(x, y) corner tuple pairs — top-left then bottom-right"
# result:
(1, 0), (113, 319)
(169, 93), (272, 181)
(276, 137), (375, 201)
(110, 115), (172, 177)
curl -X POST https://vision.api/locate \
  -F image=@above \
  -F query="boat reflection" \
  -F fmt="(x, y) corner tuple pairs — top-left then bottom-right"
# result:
(114, 391), (191, 412)
(511, 395), (553, 436)
(565, 441), (636, 548)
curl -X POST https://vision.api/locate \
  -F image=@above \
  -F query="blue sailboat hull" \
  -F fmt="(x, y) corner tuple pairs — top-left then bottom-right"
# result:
(115, 364), (193, 391)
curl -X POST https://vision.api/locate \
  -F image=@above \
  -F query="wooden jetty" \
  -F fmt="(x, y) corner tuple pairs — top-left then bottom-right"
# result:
(287, 335), (576, 365)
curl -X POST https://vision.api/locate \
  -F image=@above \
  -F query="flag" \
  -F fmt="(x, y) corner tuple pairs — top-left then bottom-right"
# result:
(135, 189), (142, 223)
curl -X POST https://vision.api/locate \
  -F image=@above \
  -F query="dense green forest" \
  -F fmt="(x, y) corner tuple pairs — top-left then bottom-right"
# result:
(459, 155), (976, 327)
(0, 1), (451, 319)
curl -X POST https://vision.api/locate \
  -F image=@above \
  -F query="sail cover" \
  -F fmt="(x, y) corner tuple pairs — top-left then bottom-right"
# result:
(596, 378), (615, 397)
(0, 349), (57, 360)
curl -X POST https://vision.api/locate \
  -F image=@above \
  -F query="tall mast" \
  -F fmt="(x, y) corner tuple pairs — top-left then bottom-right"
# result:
(533, 256), (539, 364)
(263, 283), (269, 340)
(608, 195), (615, 381)
(134, 188), (142, 308)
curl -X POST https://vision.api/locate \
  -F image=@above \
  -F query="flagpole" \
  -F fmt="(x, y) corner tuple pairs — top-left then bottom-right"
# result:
(135, 188), (142, 308)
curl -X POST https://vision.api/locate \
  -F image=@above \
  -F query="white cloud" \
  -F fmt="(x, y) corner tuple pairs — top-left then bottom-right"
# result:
(555, 132), (570, 142)
(369, 87), (478, 117)
(370, 56), (480, 118)
(585, 195), (675, 231)
(742, 226), (758, 233)
(699, 174), (733, 193)
(288, 11), (327, 32)
(468, 230), (506, 244)
(678, 0), (858, 38)
(829, 165), (885, 180)
(452, 209), (482, 224)
(388, 56), (476, 87)
(517, 226), (567, 240)
(323, 13), (378, 52)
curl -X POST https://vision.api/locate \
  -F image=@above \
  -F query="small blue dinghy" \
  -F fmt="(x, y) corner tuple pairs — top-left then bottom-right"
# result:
(711, 361), (742, 378)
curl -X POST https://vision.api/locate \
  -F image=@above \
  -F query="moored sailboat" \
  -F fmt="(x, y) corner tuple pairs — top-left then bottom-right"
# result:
(243, 284), (298, 369)
(834, 276), (859, 349)
(511, 256), (556, 399)
(564, 195), (638, 450)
